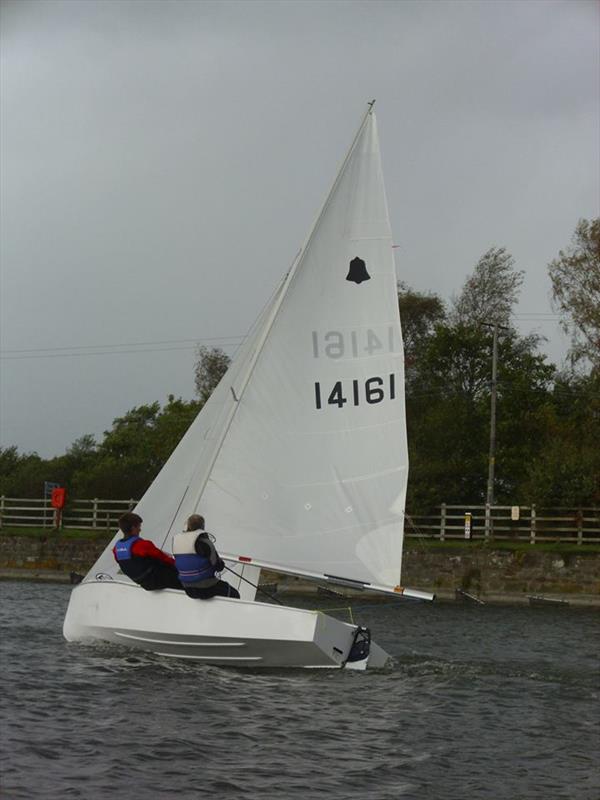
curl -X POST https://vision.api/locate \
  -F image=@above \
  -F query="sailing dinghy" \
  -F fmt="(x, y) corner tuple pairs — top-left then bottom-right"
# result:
(63, 104), (434, 669)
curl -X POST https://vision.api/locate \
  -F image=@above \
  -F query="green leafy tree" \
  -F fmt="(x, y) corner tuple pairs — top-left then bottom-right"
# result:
(0, 446), (46, 496)
(523, 371), (600, 506)
(398, 283), (446, 386)
(406, 324), (554, 511)
(0, 446), (21, 484)
(149, 395), (201, 467)
(71, 397), (201, 499)
(194, 346), (231, 403)
(66, 434), (97, 462)
(452, 247), (524, 327)
(549, 218), (600, 369)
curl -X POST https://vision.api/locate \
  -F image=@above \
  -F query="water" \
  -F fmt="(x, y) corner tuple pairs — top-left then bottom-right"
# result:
(1, 582), (598, 800)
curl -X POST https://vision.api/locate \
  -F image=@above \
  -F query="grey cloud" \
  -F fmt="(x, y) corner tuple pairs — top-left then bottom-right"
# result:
(1, 0), (598, 456)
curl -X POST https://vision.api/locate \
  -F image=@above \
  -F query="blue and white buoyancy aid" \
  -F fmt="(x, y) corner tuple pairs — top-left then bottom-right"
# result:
(173, 530), (219, 587)
(113, 535), (157, 584)
(114, 535), (138, 562)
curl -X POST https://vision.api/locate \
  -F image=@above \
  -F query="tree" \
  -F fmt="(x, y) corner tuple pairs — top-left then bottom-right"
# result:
(194, 346), (231, 403)
(149, 395), (201, 466)
(66, 434), (97, 461)
(0, 447), (45, 497)
(0, 446), (21, 480)
(398, 283), (446, 366)
(452, 247), (524, 327)
(405, 323), (555, 511)
(522, 371), (600, 506)
(548, 218), (600, 369)
(68, 403), (160, 499)
(71, 397), (201, 499)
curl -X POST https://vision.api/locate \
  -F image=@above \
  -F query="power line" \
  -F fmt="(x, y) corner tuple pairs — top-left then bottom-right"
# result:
(1, 345), (243, 361)
(0, 334), (245, 356)
(0, 336), (245, 361)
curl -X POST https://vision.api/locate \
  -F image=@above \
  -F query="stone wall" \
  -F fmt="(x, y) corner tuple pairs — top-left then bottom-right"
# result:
(0, 535), (107, 572)
(0, 535), (598, 600)
(402, 545), (600, 597)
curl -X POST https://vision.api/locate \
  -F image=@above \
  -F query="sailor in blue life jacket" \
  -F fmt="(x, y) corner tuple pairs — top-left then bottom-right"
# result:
(173, 514), (240, 599)
(113, 512), (183, 591)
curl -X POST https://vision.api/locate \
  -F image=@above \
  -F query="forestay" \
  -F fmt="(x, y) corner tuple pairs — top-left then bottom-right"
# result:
(86, 108), (408, 591)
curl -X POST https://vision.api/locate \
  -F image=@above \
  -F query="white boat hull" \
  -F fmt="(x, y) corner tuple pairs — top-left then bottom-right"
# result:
(63, 581), (390, 669)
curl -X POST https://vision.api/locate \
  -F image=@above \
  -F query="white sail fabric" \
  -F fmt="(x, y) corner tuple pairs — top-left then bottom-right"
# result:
(87, 109), (408, 589)
(85, 282), (286, 582)
(200, 111), (407, 587)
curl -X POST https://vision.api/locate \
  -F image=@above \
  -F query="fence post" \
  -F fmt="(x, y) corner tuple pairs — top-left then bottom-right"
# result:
(93, 498), (98, 530)
(485, 504), (491, 540)
(530, 504), (536, 544)
(440, 503), (446, 541)
(0, 495), (4, 528)
(577, 509), (583, 546)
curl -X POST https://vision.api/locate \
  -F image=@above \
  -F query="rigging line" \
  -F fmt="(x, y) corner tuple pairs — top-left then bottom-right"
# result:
(404, 513), (432, 556)
(223, 566), (285, 605)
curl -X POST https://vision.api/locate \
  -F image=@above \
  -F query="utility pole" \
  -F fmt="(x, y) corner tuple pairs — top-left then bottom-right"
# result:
(483, 322), (508, 536)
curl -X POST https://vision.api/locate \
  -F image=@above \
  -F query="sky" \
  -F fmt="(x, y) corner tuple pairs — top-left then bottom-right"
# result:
(1, 0), (599, 458)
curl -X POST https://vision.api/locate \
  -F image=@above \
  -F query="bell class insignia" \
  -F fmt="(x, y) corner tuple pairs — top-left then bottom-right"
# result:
(346, 256), (370, 284)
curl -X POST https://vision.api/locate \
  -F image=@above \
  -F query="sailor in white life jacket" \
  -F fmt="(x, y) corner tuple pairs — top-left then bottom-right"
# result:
(173, 514), (240, 599)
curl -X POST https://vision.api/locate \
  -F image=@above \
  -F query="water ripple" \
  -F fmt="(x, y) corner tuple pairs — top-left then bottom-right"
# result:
(1, 582), (598, 800)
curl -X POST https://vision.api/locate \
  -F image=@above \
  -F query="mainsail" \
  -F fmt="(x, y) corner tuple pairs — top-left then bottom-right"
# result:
(87, 108), (408, 591)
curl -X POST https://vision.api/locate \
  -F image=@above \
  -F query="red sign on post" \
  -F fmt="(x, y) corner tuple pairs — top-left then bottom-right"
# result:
(51, 488), (67, 509)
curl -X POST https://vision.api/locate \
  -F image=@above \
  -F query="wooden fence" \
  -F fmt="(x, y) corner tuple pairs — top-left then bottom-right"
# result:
(407, 504), (600, 544)
(0, 497), (136, 531)
(0, 497), (598, 544)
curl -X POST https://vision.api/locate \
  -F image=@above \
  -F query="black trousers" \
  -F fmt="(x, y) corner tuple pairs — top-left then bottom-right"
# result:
(184, 580), (240, 600)
(140, 563), (184, 591)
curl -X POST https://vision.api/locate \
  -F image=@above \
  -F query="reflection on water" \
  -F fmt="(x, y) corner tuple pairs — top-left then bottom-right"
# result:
(1, 581), (598, 799)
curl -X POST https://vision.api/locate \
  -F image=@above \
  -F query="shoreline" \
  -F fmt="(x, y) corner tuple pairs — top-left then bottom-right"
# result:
(2, 567), (599, 608)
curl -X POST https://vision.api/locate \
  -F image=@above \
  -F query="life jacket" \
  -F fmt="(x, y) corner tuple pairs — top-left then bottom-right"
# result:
(113, 535), (157, 585)
(173, 530), (219, 588)
(114, 535), (138, 562)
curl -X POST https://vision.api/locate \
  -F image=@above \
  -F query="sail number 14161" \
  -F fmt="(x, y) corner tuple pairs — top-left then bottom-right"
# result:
(314, 374), (397, 409)
(312, 326), (396, 359)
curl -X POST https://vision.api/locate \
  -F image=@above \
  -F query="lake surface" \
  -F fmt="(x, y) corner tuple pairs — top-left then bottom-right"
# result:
(1, 581), (598, 799)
